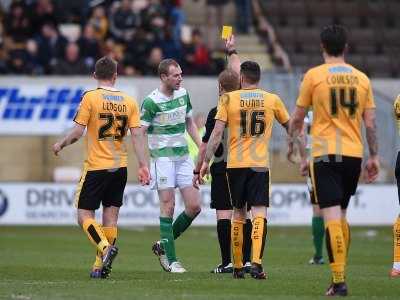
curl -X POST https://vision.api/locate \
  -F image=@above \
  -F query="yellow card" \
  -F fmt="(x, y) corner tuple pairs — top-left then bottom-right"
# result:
(221, 26), (232, 40)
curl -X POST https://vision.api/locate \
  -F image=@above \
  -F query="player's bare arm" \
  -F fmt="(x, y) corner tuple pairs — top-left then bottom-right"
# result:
(52, 123), (85, 155)
(283, 120), (294, 162)
(286, 119), (307, 173)
(193, 142), (207, 188)
(226, 35), (240, 75)
(364, 109), (378, 157)
(297, 124), (308, 176)
(363, 108), (380, 183)
(186, 116), (202, 148)
(288, 106), (308, 175)
(130, 126), (151, 185)
(289, 106), (306, 141)
(200, 120), (225, 179)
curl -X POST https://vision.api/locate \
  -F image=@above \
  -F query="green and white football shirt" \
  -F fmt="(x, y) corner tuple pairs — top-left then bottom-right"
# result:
(140, 88), (193, 159)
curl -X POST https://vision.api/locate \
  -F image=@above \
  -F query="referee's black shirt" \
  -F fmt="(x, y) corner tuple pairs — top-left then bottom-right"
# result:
(202, 107), (227, 174)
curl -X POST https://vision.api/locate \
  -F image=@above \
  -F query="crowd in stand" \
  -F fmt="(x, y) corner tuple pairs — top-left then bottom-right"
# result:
(0, 0), (225, 75)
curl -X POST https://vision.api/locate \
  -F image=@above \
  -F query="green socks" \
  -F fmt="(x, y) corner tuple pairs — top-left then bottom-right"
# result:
(160, 217), (177, 263)
(312, 216), (325, 258)
(173, 212), (195, 240)
(160, 212), (196, 264)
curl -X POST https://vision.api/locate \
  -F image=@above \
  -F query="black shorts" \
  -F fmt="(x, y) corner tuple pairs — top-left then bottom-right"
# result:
(310, 155), (361, 209)
(75, 167), (127, 210)
(395, 151), (400, 205)
(226, 168), (270, 209)
(210, 172), (232, 210)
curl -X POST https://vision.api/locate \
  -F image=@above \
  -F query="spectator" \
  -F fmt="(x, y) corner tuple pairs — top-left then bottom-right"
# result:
(142, 46), (163, 75)
(183, 29), (211, 75)
(78, 24), (101, 69)
(140, 0), (166, 41)
(102, 37), (125, 74)
(88, 5), (108, 41)
(192, 29), (211, 74)
(52, 42), (90, 75)
(0, 43), (6, 73)
(109, 0), (139, 43)
(159, 27), (182, 61)
(3, 2), (31, 44)
(29, 0), (59, 36)
(165, 0), (185, 46)
(35, 22), (68, 73)
(6, 49), (30, 74)
(0, 14), (3, 47)
(56, 0), (88, 23)
(25, 39), (44, 75)
(0, 0), (230, 76)
(124, 28), (154, 72)
(234, 0), (251, 34)
(206, 0), (230, 50)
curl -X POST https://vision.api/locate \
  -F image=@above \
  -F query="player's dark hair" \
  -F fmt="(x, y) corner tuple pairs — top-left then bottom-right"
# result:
(320, 24), (348, 57)
(218, 69), (240, 92)
(158, 59), (179, 77)
(94, 56), (117, 80)
(240, 61), (261, 84)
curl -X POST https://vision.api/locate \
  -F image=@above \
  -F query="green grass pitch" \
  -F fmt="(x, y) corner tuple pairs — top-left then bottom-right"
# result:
(0, 226), (399, 299)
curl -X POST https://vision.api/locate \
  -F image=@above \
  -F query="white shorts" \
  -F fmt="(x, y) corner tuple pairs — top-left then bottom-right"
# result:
(150, 156), (194, 190)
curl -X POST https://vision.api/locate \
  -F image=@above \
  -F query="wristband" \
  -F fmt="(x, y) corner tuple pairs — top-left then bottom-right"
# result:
(193, 170), (200, 175)
(227, 49), (238, 56)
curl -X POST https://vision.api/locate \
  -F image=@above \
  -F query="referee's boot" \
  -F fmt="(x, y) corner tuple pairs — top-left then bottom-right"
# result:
(233, 268), (245, 279)
(325, 282), (348, 297)
(210, 263), (233, 274)
(101, 245), (119, 278)
(250, 263), (267, 280)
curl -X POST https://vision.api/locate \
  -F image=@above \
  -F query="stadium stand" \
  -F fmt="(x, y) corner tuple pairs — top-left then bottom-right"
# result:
(0, 0), (231, 75)
(1, 0), (398, 77)
(260, 0), (400, 77)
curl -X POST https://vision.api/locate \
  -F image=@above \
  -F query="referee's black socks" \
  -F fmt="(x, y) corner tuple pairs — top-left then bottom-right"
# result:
(217, 219), (231, 266)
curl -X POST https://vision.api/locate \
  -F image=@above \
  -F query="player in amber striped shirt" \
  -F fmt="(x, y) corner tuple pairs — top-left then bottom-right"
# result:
(52, 56), (150, 279)
(289, 25), (379, 296)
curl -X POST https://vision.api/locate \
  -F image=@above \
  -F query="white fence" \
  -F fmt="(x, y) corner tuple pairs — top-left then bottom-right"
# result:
(0, 183), (397, 226)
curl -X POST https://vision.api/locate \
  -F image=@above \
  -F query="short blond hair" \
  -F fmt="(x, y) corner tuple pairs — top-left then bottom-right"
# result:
(218, 69), (240, 92)
(158, 59), (179, 77)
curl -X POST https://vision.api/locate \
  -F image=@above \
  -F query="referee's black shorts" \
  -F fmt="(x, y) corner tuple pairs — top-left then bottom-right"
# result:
(75, 167), (127, 210)
(310, 155), (361, 209)
(210, 172), (232, 210)
(226, 167), (270, 209)
(395, 151), (400, 205)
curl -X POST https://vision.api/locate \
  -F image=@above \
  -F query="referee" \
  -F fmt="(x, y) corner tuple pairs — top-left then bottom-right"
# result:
(193, 36), (252, 273)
